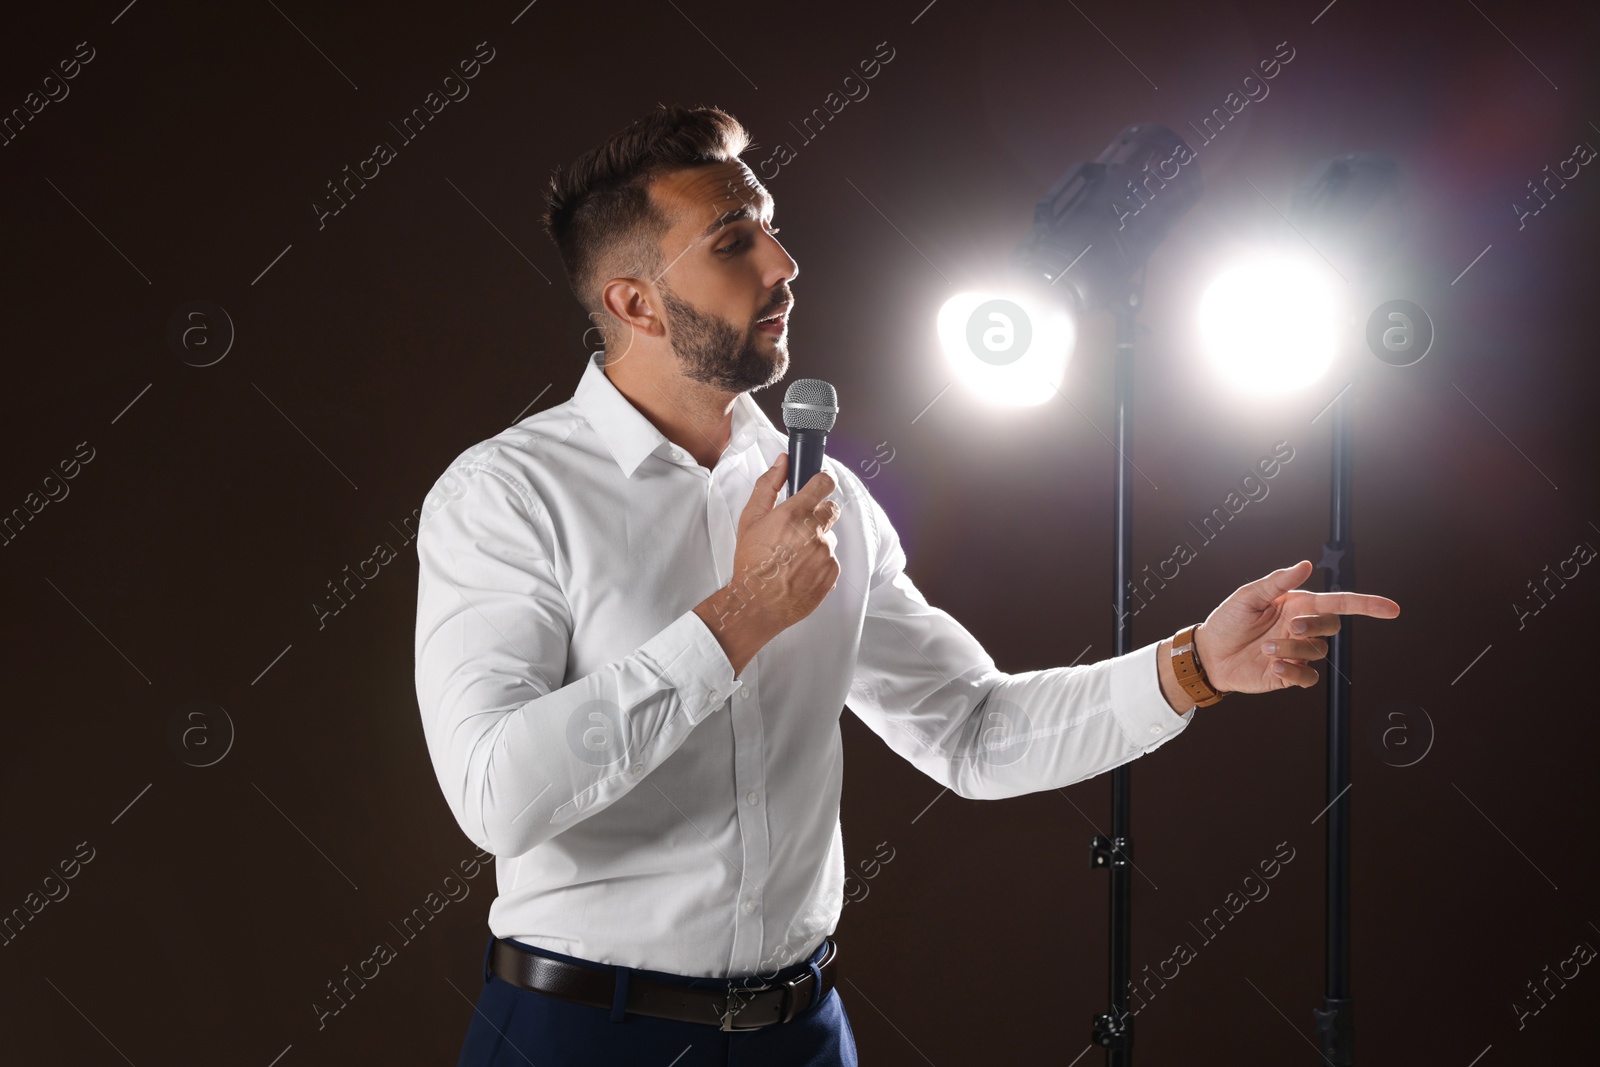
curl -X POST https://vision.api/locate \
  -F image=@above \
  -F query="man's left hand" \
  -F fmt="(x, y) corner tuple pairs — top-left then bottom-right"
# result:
(1194, 560), (1401, 694)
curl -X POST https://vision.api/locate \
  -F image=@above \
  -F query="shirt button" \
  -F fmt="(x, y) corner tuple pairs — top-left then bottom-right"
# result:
(631, 763), (646, 776)
(739, 686), (750, 700)
(1149, 724), (1163, 735)
(742, 899), (757, 915)
(670, 448), (684, 461)
(746, 791), (759, 805)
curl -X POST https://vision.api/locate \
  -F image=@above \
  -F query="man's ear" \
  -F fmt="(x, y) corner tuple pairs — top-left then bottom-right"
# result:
(601, 277), (661, 337)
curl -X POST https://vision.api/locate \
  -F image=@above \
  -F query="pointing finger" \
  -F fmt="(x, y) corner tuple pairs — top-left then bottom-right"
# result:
(1304, 592), (1401, 619)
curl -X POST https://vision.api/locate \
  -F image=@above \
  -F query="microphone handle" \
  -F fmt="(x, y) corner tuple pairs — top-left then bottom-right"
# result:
(786, 429), (828, 498)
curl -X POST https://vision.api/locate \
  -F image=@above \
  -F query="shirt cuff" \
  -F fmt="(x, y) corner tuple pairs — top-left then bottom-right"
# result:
(642, 609), (739, 725)
(1107, 638), (1194, 750)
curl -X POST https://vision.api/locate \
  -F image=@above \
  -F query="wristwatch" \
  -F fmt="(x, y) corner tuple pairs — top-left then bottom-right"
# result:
(1170, 623), (1228, 708)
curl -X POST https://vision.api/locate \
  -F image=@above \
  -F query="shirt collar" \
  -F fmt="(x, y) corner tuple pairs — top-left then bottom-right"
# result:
(572, 352), (784, 478)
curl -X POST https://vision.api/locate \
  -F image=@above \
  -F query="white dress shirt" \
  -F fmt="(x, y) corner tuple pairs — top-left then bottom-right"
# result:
(413, 352), (1194, 979)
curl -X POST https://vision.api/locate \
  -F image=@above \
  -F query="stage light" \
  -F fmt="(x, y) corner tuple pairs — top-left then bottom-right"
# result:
(935, 287), (1074, 406)
(1197, 252), (1341, 395)
(937, 123), (1203, 407)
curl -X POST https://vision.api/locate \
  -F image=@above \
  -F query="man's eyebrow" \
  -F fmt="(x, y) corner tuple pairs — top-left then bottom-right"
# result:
(695, 190), (775, 241)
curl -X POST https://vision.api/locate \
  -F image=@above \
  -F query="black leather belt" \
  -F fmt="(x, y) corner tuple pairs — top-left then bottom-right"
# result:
(490, 938), (839, 1031)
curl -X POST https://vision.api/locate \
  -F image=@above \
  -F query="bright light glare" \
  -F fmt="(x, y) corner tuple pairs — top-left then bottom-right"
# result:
(1199, 255), (1340, 395)
(936, 290), (1075, 406)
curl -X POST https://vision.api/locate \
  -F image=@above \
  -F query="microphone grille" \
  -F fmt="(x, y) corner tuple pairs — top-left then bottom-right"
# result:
(782, 379), (838, 432)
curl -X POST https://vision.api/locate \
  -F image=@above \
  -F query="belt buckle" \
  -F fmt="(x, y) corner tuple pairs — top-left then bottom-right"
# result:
(719, 974), (803, 1031)
(726, 979), (774, 1030)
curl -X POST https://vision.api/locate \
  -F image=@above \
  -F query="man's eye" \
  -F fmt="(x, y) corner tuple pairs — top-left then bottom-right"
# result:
(717, 228), (780, 256)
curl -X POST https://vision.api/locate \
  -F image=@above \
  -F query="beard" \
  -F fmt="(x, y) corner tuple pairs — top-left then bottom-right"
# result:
(658, 283), (787, 393)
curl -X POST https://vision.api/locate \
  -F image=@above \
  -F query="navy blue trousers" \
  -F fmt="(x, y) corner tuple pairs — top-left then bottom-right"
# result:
(455, 934), (858, 1066)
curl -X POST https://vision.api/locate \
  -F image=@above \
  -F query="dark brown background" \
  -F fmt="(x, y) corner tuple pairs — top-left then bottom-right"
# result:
(3, 0), (1598, 1063)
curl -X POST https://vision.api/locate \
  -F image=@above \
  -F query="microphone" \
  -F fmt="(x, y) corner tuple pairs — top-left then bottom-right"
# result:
(781, 379), (838, 498)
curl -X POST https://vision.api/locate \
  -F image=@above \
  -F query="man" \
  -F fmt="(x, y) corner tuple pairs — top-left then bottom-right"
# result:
(413, 104), (1401, 1066)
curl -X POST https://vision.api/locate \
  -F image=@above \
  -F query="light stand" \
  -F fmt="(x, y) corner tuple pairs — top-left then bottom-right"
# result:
(1288, 153), (1402, 1066)
(1088, 275), (1145, 1062)
(1009, 124), (1202, 1066)
(1313, 386), (1356, 1062)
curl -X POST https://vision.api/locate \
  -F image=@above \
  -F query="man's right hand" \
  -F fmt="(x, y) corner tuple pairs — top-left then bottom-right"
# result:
(693, 452), (842, 674)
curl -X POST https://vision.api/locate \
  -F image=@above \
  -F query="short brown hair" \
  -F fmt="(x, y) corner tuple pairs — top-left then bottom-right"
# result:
(542, 104), (751, 339)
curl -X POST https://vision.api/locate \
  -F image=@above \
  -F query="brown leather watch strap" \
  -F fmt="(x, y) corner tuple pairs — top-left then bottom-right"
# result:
(1170, 623), (1227, 708)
